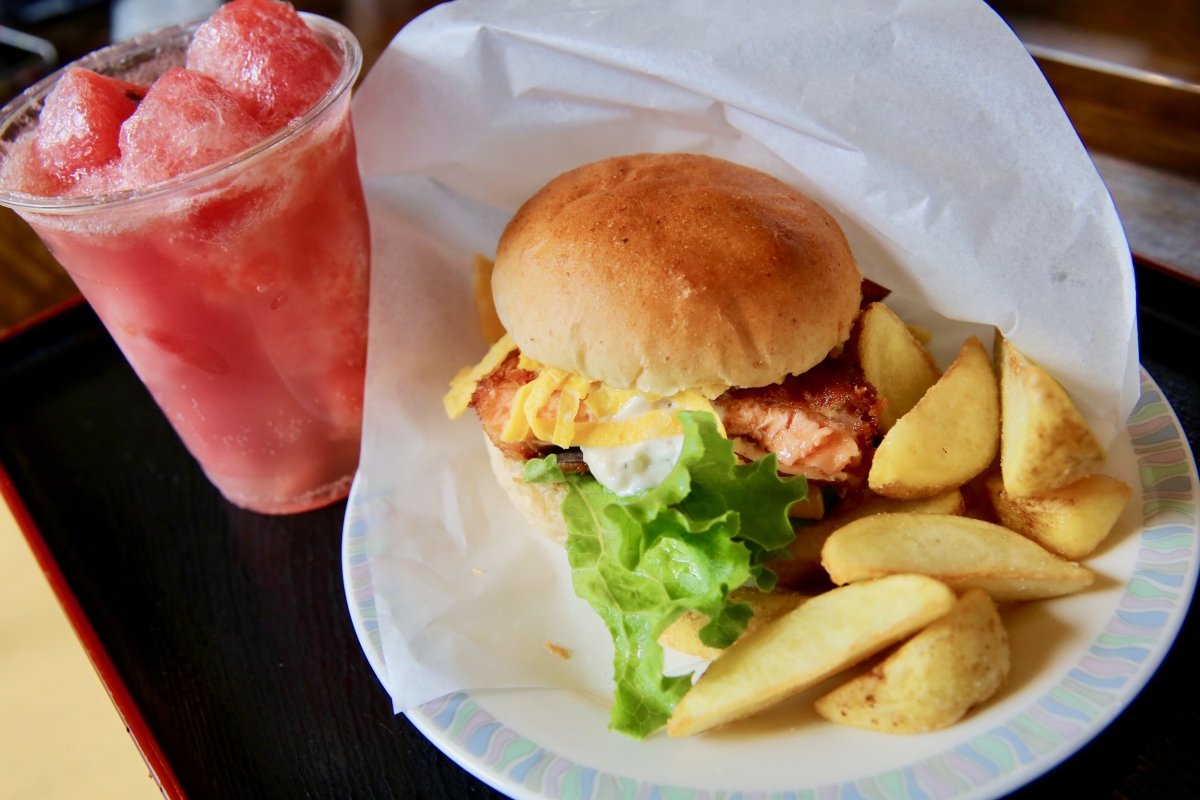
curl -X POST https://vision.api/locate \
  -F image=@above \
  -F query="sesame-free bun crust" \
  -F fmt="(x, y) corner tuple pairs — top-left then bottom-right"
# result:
(485, 437), (568, 545)
(493, 153), (862, 395)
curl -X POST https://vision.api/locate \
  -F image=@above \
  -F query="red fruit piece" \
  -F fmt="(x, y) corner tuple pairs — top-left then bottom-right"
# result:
(34, 68), (145, 189)
(119, 68), (266, 187)
(0, 136), (57, 196)
(186, 0), (340, 133)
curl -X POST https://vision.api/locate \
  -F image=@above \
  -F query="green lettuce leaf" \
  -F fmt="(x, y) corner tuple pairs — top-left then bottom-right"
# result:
(523, 453), (566, 484)
(528, 411), (807, 737)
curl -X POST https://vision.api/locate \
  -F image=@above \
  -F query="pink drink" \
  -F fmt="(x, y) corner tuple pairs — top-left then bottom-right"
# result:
(0, 14), (369, 514)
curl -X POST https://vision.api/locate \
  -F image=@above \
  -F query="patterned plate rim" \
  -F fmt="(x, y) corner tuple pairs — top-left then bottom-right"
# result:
(341, 368), (1198, 800)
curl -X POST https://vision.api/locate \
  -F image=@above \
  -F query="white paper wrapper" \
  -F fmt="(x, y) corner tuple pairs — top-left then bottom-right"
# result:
(349, 0), (1139, 713)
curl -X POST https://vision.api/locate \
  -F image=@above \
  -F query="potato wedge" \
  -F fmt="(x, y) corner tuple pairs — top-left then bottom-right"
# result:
(854, 302), (942, 430)
(770, 489), (965, 590)
(869, 336), (999, 499)
(822, 513), (1094, 602)
(473, 253), (506, 344)
(787, 490), (825, 521)
(996, 333), (1105, 496)
(659, 587), (808, 660)
(906, 324), (933, 345)
(815, 589), (1009, 733)
(667, 575), (955, 737)
(985, 471), (1132, 560)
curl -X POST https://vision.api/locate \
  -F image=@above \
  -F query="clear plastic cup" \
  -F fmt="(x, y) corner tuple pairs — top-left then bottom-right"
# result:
(0, 15), (370, 514)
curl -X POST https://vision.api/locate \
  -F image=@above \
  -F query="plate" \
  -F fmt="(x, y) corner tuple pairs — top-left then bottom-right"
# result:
(342, 369), (1198, 800)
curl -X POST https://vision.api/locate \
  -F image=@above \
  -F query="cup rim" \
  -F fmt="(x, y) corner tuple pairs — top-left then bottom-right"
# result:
(0, 12), (362, 215)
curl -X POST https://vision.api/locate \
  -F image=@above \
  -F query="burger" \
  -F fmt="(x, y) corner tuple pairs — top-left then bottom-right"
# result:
(449, 153), (881, 526)
(443, 152), (884, 737)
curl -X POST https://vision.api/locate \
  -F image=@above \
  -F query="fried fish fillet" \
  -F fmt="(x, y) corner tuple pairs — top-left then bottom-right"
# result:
(471, 351), (881, 482)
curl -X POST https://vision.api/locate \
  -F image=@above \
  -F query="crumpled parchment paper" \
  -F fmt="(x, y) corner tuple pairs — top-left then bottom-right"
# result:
(348, 0), (1138, 713)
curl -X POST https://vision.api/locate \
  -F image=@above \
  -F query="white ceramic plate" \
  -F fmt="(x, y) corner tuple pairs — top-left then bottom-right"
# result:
(343, 369), (1197, 800)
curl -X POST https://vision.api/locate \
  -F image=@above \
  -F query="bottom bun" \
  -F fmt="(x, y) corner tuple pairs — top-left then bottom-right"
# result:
(485, 437), (569, 545)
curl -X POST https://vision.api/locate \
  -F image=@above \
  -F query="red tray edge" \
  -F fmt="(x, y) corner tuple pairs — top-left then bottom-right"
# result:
(0, 297), (187, 800)
(0, 293), (85, 342)
(1, 248), (1192, 800)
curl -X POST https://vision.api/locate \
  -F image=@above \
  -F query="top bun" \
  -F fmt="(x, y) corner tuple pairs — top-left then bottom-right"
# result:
(492, 153), (862, 395)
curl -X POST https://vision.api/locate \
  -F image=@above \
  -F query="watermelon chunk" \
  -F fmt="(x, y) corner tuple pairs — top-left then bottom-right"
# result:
(33, 68), (145, 190)
(118, 68), (267, 187)
(0, 136), (57, 196)
(186, 0), (340, 133)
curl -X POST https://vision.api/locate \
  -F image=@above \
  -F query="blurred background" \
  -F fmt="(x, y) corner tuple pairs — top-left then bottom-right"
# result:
(0, 1), (1197, 798)
(2, 0), (1198, 336)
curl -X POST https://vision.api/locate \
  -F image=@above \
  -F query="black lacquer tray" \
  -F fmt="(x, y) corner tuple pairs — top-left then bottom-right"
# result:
(1, 260), (1197, 799)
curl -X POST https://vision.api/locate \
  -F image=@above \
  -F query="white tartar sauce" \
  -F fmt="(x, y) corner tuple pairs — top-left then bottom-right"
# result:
(579, 396), (685, 496)
(581, 435), (685, 496)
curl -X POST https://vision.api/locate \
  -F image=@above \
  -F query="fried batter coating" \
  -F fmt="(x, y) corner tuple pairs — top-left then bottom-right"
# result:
(470, 351), (881, 483)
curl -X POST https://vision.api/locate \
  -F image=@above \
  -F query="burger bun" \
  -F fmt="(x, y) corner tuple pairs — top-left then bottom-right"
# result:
(493, 153), (862, 396)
